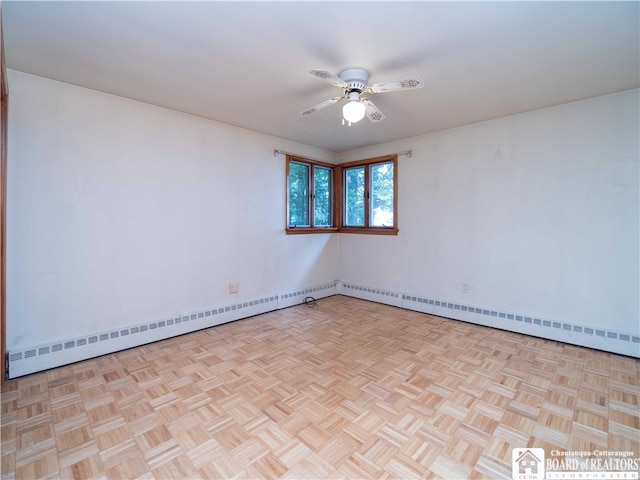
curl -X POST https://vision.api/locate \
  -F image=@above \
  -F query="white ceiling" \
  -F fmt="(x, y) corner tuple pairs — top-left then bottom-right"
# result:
(3, 1), (639, 153)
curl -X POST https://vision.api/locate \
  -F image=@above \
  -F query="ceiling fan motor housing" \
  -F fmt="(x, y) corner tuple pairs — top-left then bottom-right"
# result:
(339, 68), (369, 92)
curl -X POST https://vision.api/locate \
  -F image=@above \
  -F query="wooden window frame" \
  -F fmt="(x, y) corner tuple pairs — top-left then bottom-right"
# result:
(286, 155), (339, 234)
(285, 154), (398, 236)
(339, 154), (398, 235)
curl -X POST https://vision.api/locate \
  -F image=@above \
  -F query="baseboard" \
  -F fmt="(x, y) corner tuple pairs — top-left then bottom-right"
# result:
(7, 278), (637, 378)
(337, 282), (640, 359)
(6, 281), (338, 379)
(337, 281), (403, 308)
(277, 281), (338, 309)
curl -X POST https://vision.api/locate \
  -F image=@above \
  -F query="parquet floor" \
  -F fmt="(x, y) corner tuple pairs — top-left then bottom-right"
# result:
(1, 296), (638, 479)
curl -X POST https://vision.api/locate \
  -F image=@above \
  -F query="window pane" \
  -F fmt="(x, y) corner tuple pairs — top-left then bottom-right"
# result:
(314, 166), (332, 227)
(370, 162), (394, 227)
(288, 162), (309, 227)
(345, 166), (365, 226)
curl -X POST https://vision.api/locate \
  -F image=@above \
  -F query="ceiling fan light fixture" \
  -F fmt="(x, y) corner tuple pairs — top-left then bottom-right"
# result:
(342, 95), (366, 124)
(302, 68), (422, 124)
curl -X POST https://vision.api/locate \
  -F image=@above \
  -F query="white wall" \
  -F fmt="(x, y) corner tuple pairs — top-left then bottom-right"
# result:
(7, 70), (639, 372)
(338, 90), (639, 353)
(7, 70), (338, 353)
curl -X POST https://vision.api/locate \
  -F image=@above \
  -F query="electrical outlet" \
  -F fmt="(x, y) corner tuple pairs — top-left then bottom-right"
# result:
(229, 282), (239, 294)
(461, 283), (470, 294)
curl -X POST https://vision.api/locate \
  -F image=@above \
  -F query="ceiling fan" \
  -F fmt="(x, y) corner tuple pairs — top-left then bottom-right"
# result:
(300, 68), (424, 125)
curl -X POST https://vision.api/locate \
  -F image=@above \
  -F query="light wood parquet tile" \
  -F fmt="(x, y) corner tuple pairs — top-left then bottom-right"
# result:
(2, 296), (639, 479)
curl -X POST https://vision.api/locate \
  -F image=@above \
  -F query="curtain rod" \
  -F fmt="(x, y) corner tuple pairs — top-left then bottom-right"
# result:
(273, 149), (412, 160)
(273, 149), (335, 164)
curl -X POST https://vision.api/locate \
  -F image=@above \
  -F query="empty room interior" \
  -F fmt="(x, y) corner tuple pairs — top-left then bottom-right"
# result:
(0, 1), (639, 479)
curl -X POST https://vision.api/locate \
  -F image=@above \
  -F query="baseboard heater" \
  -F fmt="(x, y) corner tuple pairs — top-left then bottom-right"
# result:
(7, 279), (638, 379)
(337, 281), (640, 359)
(6, 281), (338, 379)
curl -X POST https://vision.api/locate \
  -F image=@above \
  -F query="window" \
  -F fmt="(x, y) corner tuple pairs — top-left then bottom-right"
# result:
(288, 161), (310, 227)
(344, 167), (365, 227)
(341, 155), (397, 234)
(286, 156), (337, 232)
(286, 154), (397, 235)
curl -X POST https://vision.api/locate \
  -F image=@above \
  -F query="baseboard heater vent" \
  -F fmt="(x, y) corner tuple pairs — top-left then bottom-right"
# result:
(8, 281), (340, 379)
(278, 281), (338, 309)
(8, 280), (637, 377)
(338, 282), (639, 359)
(338, 282), (402, 307)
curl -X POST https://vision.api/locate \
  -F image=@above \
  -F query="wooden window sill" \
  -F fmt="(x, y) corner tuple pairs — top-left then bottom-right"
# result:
(286, 227), (339, 235)
(285, 227), (398, 235)
(337, 227), (398, 235)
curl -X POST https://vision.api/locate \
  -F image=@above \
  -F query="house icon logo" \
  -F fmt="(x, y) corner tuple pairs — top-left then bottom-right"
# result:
(512, 448), (545, 480)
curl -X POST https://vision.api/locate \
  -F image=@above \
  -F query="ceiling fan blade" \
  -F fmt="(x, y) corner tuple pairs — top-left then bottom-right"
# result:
(368, 76), (424, 94)
(361, 98), (385, 123)
(309, 69), (348, 88)
(299, 96), (344, 117)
